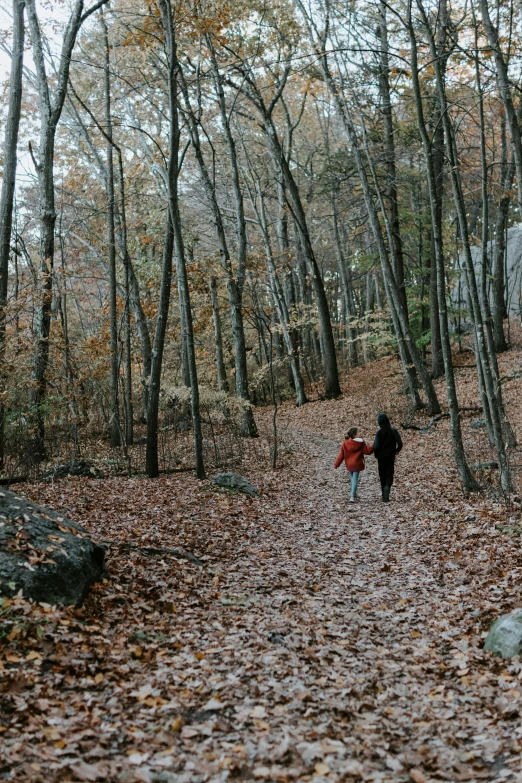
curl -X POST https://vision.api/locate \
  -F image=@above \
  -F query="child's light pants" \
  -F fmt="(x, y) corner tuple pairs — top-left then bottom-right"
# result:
(349, 471), (359, 497)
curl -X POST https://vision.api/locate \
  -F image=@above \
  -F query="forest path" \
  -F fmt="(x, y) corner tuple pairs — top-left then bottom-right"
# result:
(198, 424), (518, 782)
(8, 376), (522, 783)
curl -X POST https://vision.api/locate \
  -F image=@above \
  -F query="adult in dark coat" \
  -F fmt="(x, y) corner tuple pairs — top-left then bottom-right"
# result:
(373, 413), (403, 503)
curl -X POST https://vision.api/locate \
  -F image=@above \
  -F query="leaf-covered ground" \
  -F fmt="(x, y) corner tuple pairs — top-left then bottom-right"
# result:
(1, 342), (522, 783)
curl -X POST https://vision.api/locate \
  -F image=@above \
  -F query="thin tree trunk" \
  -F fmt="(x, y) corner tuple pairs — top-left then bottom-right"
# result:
(297, 4), (440, 413)
(253, 181), (308, 406)
(148, 0), (205, 479)
(176, 240), (205, 477)
(209, 278), (229, 393)
(480, 0), (522, 218)
(206, 42), (258, 436)
(332, 190), (358, 367)
(261, 114), (341, 396)
(58, 235), (81, 456)
(407, 3), (478, 490)
(0, 0), (25, 471)
(26, 0), (108, 460)
(67, 80), (151, 419)
(364, 272), (374, 364)
(123, 233), (133, 445)
(378, 1), (407, 317)
(492, 115), (513, 352)
(178, 63), (257, 436)
(429, 106), (445, 378)
(146, 0), (176, 478)
(177, 274), (191, 387)
(418, 0), (511, 492)
(101, 10), (120, 447)
(113, 151), (134, 444)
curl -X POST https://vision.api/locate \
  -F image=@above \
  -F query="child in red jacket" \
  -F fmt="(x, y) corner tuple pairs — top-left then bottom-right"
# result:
(334, 426), (374, 502)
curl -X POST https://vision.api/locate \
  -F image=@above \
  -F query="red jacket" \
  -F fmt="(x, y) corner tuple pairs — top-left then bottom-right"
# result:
(334, 438), (374, 472)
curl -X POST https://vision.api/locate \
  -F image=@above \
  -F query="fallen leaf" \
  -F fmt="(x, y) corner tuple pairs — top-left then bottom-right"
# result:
(315, 761), (331, 775)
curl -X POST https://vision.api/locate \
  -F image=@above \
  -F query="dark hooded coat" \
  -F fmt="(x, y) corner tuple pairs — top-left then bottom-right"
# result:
(373, 413), (403, 459)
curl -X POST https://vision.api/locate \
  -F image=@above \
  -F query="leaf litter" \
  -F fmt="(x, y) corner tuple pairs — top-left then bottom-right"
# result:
(1, 344), (522, 783)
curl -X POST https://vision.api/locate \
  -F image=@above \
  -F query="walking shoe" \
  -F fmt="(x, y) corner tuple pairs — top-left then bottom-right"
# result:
(349, 495), (355, 503)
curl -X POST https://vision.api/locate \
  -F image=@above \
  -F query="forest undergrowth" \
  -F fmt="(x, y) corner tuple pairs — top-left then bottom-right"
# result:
(1, 338), (522, 783)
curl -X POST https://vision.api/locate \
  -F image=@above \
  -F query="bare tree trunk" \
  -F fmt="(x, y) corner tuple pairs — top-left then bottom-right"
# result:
(145, 0), (175, 478)
(253, 181), (308, 406)
(116, 154), (134, 446)
(428, 107), (445, 378)
(147, 0), (205, 479)
(473, 36), (517, 450)
(101, 10), (120, 447)
(418, 0), (511, 492)
(297, 3), (440, 413)
(209, 278), (229, 393)
(266, 324), (278, 469)
(480, 0), (522, 218)
(378, 1), (407, 317)
(127, 261), (151, 421)
(276, 176), (305, 377)
(332, 190), (358, 367)
(178, 62), (257, 436)
(492, 114), (513, 352)
(0, 0), (25, 471)
(177, 275), (191, 387)
(206, 42), (259, 436)
(176, 241), (205, 477)
(408, 3), (478, 491)
(124, 242), (134, 446)
(234, 63), (338, 394)
(26, 0), (108, 460)
(67, 80), (151, 420)
(264, 119), (341, 398)
(364, 272), (375, 364)
(57, 230), (81, 456)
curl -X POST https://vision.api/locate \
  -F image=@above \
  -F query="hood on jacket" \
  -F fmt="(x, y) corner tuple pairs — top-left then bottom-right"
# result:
(378, 413), (391, 427)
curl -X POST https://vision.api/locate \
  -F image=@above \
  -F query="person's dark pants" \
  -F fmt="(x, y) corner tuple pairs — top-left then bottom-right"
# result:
(378, 457), (395, 495)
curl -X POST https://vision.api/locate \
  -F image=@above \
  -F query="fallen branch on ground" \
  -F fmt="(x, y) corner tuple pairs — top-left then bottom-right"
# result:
(102, 541), (204, 566)
(0, 475), (28, 486)
(402, 406), (483, 431)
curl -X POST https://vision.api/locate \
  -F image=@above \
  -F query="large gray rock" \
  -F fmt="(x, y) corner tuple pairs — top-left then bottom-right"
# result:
(0, 489), (105, 606)
(41, 458), (104, 480)
(484, 609), (522, 659)
(211, 472), (258, 496)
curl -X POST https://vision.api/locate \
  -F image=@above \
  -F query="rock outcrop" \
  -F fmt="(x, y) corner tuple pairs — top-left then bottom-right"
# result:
(484, 609), (522, 659)
(41, 459), (104, 480)
(211, 472), (258, 497)
(0, 489), (105, 606)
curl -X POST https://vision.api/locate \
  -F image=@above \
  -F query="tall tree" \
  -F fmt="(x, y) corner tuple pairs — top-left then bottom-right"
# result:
(417, 0), (511, 492)
(377, 1), (407, 317)
(0, 0), (25, 471)
(101, 9), (121, 447)
(234, 64), (342, 398)
(297, 0), (441, 414)
(147, 0), (205, 479)
(179, 59), (258, 434)
(407, 0), (478, 491)
(25, 0), (108, 459)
